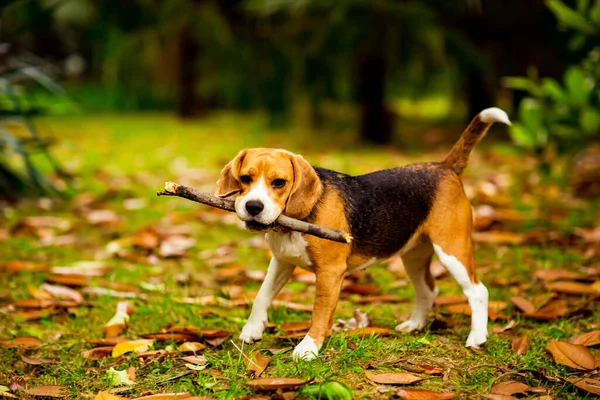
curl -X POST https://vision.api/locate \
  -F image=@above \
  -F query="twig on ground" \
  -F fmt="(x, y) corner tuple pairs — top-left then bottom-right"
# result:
(157, 182), (353, 244)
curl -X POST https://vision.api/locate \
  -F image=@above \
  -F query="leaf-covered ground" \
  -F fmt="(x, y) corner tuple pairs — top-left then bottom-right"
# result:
(1, 113), (599, 399)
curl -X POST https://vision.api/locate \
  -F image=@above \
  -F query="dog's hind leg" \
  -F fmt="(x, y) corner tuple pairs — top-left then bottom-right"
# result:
(395, 242), (437, 333)
(239, 257), (294, 343)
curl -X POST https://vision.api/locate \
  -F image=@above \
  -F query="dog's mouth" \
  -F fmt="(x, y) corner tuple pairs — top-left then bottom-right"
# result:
(245, 220), (273, 232)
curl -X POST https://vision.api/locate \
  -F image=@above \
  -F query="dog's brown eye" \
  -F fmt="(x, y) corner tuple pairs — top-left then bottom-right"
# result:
(271, 179), (286, 189)
(240, 175), (252, 184)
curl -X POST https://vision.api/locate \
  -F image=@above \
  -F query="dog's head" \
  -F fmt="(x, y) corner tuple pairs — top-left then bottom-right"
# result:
(215, 148), (321, 228)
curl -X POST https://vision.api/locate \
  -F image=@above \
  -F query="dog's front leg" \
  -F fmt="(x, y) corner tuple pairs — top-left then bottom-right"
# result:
(240, 257), (294, 343)
(293, 265), (345, 361)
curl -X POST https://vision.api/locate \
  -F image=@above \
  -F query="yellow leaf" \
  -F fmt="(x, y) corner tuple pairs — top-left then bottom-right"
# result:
(112, 339), (154, 357)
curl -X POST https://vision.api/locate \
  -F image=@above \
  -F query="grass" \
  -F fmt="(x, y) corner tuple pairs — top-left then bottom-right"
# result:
(1, 112), (599, 399)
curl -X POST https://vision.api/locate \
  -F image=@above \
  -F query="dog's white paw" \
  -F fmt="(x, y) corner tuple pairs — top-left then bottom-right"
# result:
(239, 321), (265, 343)
(292, 335), (320, 361)
(395, 318), (425, 333)
(465, 329), (488, 349)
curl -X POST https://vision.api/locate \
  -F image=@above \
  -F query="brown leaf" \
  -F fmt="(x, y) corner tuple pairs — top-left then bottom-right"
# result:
(39, 283), (84, 304)
(395, 389), (457, 399)
(493, 320), (517, 334)
(434, 295), (467, 306)
(45, 274), (89, 286)
(83, 346), (115, 360)
(246, 350), (270, 378)
(127, 366), (136, 382)
(94, 391), (129, 400)
(569, 330), (600, 347)
(534, 269), (585, 282)
(414, 364), (443, 375)
(344, 327), (395, 338)
(491, 381), (528, 396)
(20, 355), (58, 365)
(354, 294), (408, 304)
(510, 296), (535, 314)
(3, 260), (48, 273)
(204, 335), (229, 347)
(0, 336), (43, 349)
(245, 377), (313, 390)
(546, 281), (597, 295)
(472, 231), (525, 244)
(198, 329), (231, 339)
(511, 336), (530, 356)
(181, 355), (207, 365)
(546, 340), (595, 370)
(569, 377), (600, 396)
(482, 395), (516, 400)
(280, 321), (311, 333)
(86, 337), (130, 346)
(132, 228), (160, 249)
(343, 283), (380, 295)
(365, 372), (423, 385)
(177, 342), (205, 352)
(23, 385), (66, 398)
(13, 309), (63, 321)
(132, 393), (191, 400)
(524, 299), (568, 320)
(10, 298), (77, 309)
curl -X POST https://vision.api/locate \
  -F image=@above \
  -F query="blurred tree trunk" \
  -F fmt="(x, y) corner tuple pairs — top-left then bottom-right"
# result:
(357, 52), (393, 144)
(177, 27), (202, 118)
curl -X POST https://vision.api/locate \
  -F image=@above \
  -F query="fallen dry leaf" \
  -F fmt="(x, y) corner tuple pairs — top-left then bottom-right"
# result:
(534, 269), (585, 282)
(546, 281), (598, 295)
(472, 231), (525, 244)
(23, 385), (66, 398)
(510, 296), (535, 314)
(482, 395), (516, 400)
(511, 336), (530, 356)
(13, 309), (63, 321)
(493, 320), (517, 334)
(434, 295), (467, 306)
(524, 299), (568, 320)
(177, 342), (205, 352)
(0, 336), (43, 349)
(94, 391), (129, 400)
(245, 377), (313, 390)
(83, 346), (115, 360)
(132, 228), (160, 249)
(569, 377), (600, 396)
(132, 393), (191, 400)
(86, 337), (129, 346)
(39, 283), (84, 304)
(181, 355), (207, 365)
(343, 283), (380, 295)
(10, 298), (77, 309)
(112, 339), (154, 357)
(20, 355), (58, 365)
(246, 350), (270, 378)
(280, 321), (311, 333)
(491, 381), (529, 396)
(353, 294), (408, 304)
(3, 260), (48, 273)
(104, 301), (133, 338)
(142, 333), (198, 343)
(45, 274), (90, 287)
(546, 340), (595, 370)
(365, 372), (423, 385)
(569, 330), (600, 347)
(344, 327), (395, 338)
(395, 389), (457, 399)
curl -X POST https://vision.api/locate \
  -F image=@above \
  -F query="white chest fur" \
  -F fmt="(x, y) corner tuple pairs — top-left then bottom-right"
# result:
(265, 231), (312, 269)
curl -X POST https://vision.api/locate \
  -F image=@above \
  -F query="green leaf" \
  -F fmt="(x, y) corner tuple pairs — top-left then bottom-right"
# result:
(302, 382), (353, 400)
(0, 385), (9, 393)
(106, 367), (135, 386)
(546, 0), (596, 33)
(576, 0), (589, 13)
(541, 78), (566, 101)
(519, 98), (544, 135)
(510, 122), (538, 149)
(580, 106), (600, 134)
(503, 76), (535, 93)
(568, 33), (587, 51)
(565, 66), (591, 106)
(591, 3), (600, 24)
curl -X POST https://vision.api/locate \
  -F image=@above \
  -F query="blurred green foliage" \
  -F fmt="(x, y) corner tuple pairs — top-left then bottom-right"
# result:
(505, 0), (599, 154)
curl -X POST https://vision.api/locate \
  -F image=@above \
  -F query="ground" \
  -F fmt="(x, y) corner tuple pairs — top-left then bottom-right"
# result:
(1, 113), (599, 399)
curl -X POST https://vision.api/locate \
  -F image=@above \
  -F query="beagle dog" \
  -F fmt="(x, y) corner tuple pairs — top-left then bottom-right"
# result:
(215, 108), (510, 360)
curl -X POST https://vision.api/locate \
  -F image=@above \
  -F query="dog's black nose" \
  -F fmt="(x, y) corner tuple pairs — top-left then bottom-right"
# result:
(245, 200), (264, 216)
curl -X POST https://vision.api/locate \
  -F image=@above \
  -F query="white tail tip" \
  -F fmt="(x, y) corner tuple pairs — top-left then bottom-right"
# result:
(479, 107), (511, 126)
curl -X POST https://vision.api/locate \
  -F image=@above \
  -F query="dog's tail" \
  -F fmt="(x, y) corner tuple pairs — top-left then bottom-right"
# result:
(443, 107), (511, 175)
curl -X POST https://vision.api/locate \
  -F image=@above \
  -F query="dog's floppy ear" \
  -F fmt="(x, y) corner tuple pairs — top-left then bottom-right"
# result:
(285, 154), (321, 219)
(215, 150), (247, 198)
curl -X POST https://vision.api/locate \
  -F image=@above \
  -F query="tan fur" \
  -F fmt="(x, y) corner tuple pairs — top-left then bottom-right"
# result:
(304, 189), (351, 345)
(422, 175), (479, 283)
(286, 154), (323, 220)
(444, 116), (492, 175)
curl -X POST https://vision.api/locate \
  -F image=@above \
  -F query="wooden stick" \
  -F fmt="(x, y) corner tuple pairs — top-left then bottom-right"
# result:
(157, 182), (353, 244)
